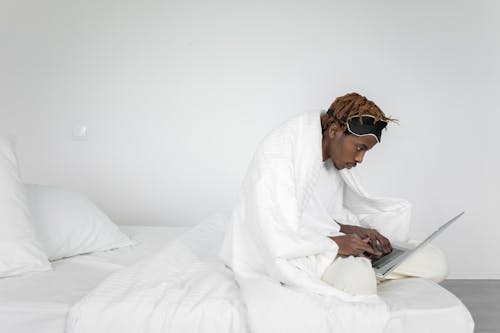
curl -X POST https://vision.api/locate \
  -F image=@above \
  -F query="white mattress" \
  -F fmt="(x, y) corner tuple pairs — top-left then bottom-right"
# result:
(380, 278), (474, 333)
(0, 225), (188, 333)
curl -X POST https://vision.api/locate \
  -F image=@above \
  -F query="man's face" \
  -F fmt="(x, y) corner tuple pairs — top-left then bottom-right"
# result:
(324, 124), (378, 170)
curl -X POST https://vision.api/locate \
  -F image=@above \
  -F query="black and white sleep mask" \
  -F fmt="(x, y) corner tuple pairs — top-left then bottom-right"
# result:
(326, 110), (388, 143)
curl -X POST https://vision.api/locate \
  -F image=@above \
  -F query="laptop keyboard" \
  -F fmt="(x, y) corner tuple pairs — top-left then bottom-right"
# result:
(372, 248), (406, 268)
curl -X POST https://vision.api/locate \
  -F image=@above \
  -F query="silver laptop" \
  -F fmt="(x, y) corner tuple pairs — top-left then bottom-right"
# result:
(372, 211), (465, 278)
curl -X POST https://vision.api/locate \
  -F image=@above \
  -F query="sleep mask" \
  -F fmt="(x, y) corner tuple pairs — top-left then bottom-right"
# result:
(326, 110), (388, 143)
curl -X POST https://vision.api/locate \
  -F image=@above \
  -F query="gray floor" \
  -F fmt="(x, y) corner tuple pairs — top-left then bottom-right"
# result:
(441, 280), (500, 333)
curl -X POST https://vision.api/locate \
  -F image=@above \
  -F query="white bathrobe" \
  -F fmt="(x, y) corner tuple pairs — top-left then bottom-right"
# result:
(220, 110), (412, 297)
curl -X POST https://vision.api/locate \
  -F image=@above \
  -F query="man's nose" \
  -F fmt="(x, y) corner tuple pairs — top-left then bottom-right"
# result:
(354, 151), (366, 164)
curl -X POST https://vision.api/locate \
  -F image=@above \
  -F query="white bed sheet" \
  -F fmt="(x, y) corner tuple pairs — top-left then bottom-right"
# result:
(0, 225), (188, 333)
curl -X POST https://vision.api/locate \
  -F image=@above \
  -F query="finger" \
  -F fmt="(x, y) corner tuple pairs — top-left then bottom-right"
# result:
(364, 239), (380, 255)
(359, 241), (381, 256)
(366, 237), (384, 254)
(371, 239), (383, 253)
(368, 231), (379, 243)
(382, 236), (393, 252)
(372, 231), (391, 253)
(383, 238), (393, 253)
(354, 249), (368, 258)
(376, 235), (392, 253)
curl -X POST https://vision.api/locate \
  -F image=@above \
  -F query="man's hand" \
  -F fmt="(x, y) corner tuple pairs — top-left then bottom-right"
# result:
(337, 223), (392, 254)
(330, 234), (382, 258)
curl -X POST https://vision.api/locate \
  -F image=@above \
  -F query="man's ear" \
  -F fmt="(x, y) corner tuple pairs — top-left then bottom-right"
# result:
(328, 122), (339, 138)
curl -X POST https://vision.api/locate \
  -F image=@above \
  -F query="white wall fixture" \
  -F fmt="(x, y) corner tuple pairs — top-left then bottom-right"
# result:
(72, 126), (88, 141)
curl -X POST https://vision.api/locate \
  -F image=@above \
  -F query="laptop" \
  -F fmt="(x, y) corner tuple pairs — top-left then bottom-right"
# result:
(372, 211), (465, 278)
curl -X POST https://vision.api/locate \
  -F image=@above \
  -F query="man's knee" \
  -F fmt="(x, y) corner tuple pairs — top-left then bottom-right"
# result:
(394, 242), (448, 283)
(321, 256), (377, 295)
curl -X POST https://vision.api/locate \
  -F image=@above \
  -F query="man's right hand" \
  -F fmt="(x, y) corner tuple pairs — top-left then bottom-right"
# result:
(330, 234), (382, 258)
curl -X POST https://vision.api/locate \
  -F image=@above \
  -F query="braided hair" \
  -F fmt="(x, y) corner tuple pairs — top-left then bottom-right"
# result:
(321, 92), (397, 133)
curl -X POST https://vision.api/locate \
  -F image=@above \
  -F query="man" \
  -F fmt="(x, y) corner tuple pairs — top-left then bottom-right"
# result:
(221, 92), (447, 296)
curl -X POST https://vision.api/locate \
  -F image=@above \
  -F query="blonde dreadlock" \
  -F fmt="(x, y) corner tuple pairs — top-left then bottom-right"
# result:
(321, 92), (397, 132)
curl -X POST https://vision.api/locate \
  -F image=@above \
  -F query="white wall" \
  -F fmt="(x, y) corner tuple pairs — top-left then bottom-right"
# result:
(1, 0), (498, 278)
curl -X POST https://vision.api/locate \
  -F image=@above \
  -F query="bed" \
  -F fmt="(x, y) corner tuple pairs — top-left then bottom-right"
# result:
(0, 136), (475, 333)
(0, 221), (475, 333)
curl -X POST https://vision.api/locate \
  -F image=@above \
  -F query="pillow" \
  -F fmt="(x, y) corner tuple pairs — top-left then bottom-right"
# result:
(0, 137), (51, 277)
(25, 184), (134, 260)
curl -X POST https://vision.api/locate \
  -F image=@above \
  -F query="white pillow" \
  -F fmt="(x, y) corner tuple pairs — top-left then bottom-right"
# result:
(0, 137), (51, 277)
(25, 184), (134, 260)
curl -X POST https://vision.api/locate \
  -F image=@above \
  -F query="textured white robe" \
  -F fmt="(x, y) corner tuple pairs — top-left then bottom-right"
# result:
(220, 111), (412, 332)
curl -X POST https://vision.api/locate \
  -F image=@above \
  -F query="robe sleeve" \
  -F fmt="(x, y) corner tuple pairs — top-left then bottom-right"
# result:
(341, 169), (411, 243)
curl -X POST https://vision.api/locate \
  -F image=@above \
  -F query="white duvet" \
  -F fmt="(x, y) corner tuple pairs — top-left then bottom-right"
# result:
(66, 214), (473, 333)
(66, 215), (384, 333)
